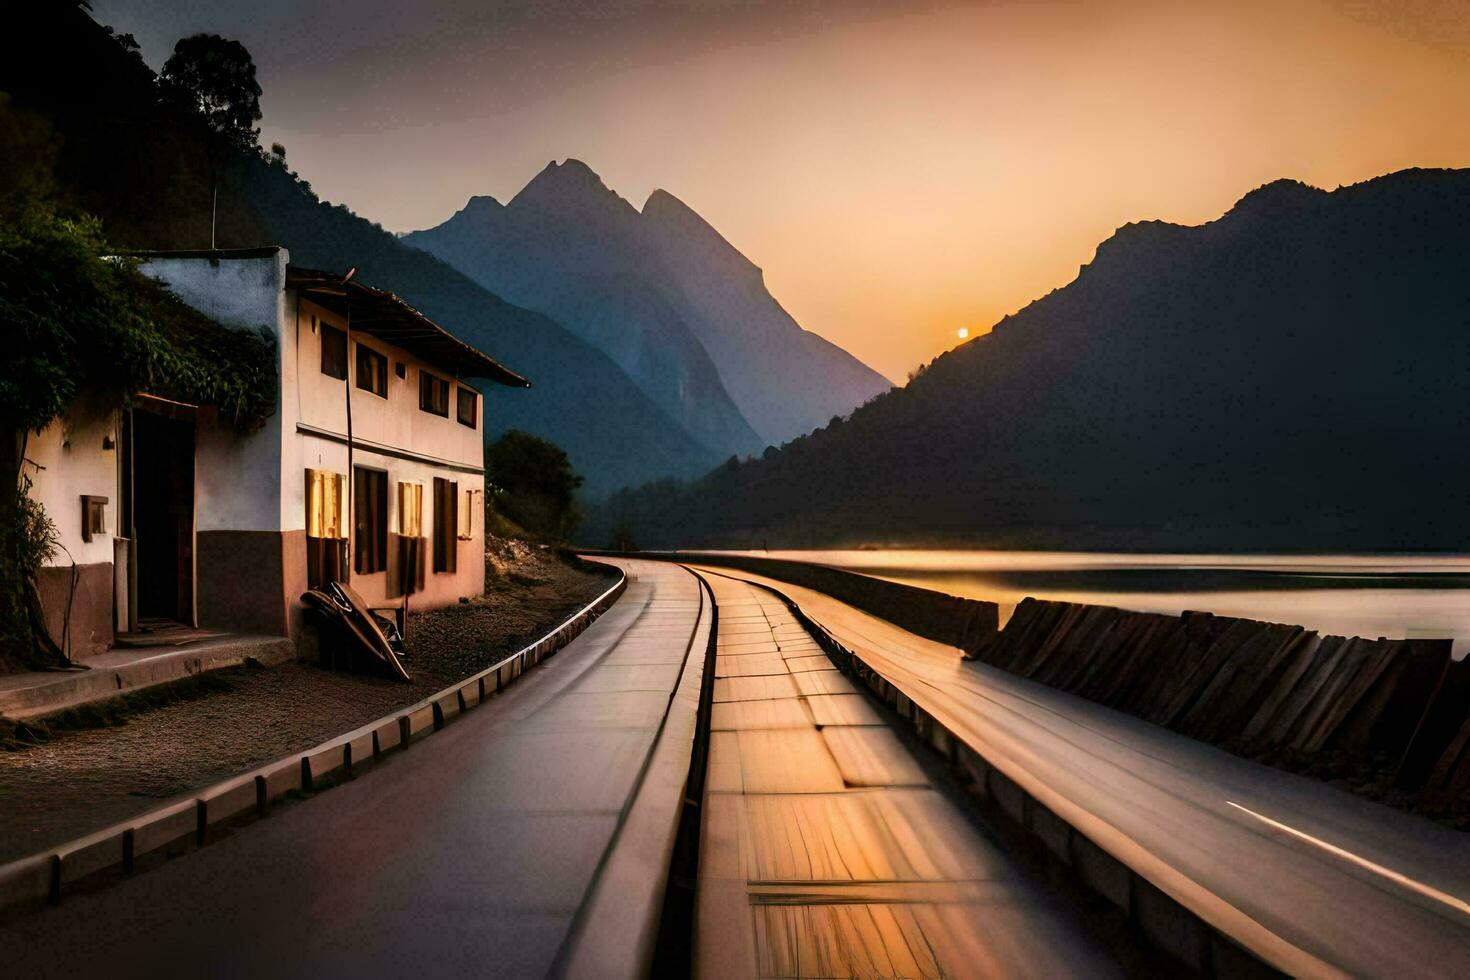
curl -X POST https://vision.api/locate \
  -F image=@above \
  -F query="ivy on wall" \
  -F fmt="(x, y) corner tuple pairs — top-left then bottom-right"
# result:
(1, 209), (277, 433)
(1, 205), (278, 669)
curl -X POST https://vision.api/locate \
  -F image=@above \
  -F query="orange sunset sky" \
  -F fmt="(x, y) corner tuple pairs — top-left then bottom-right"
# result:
(96, 0), (1470, 382)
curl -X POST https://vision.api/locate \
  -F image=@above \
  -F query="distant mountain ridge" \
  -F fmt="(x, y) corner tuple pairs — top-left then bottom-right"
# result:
(405, 160), (892, 451)
(408, 161), (765, 459)
(587, 168), (1470, 550)
(3, 8), (724, 499)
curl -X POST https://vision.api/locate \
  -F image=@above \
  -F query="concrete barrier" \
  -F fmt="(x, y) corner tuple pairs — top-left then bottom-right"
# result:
(128, 800), (198, 861)
(0, 854), (50, 914)
(258, 756), (302, 806)
(404, 704), (436, 742)
(201, 776), (259, 829)
(0, 570), (628, 920)
(302, 743), (347, 791)
(971, 597), (1459, 802)
(56, 829), (126, 892)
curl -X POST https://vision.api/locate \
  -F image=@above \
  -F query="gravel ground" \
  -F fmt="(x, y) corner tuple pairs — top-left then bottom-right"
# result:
(0, 545), (615, 863)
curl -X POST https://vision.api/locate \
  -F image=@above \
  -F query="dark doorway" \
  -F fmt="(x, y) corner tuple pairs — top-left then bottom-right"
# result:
(132, 409), (196, 623)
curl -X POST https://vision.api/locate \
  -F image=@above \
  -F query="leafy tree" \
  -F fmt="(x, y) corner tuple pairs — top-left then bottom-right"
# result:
(158, 33), (262, 247)
(159, 34), (261, 149)
(486, 431), (585, 541)
(0, 201), (277, 669)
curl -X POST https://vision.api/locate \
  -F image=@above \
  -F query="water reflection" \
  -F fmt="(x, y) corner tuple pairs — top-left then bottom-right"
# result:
(705, 550), (1470, 657)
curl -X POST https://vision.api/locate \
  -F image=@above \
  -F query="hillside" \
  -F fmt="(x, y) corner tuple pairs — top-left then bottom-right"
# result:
(2, 7), (720, 498)
(406, 163), (891, 449)
(587, 169), (1470, 550)
(406, 161), (764, 458)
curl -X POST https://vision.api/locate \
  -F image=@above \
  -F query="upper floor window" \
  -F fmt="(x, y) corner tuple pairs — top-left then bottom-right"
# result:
(320, 324), (347, 380)
(420, 371), (450, 417)
(456, 386), (478, 429)
(356, 342), (388, 398)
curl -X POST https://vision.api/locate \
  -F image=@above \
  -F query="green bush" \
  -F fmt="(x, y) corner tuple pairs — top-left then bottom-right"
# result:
(486, 430), (584, 542)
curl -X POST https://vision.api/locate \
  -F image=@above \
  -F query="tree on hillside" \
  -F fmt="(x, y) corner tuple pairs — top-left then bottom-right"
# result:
(486, 431), (585, 541)
(0, 163), (277, 668)
(158, 33), (262, 248)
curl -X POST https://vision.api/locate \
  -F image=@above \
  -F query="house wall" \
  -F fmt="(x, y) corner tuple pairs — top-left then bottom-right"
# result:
(140, 252), (290, 532)
(25, 397), (120, 660)
(112, 254), (489, 652)
(294, 299), (484, 468)
(299, 435), (486, 610)
(20, 249), (495, 666)
(141, 251), (293, 637)
(292, 297), (487, 614)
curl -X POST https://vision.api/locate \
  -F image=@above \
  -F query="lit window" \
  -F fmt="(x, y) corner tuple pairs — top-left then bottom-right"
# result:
(305, 469), (346, 538)
(305, 468), (348, 588)
(458, 488), (476, 540)
(398, 482), (423, 537)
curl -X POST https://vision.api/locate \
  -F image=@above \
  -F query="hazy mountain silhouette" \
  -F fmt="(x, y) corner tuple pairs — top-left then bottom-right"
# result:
(406, 161), (891, 449)
(3, 7), (721, 497)
(637, 188), (894, 445)
(406, 161), (764, 458)
(589, 169), (1470, 550)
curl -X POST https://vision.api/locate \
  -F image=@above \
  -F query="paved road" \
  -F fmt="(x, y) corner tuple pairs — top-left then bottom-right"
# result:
(691, 571), (1123, 979)
(696, 564), (1470, 977)
(0, 558), (703, 979)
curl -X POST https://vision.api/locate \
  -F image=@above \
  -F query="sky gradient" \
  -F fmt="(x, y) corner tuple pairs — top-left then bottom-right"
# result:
(94, 0), (1470, 382)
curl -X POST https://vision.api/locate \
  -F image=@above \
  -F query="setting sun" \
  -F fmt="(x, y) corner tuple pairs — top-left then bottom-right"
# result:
(957, 327), (969, 339)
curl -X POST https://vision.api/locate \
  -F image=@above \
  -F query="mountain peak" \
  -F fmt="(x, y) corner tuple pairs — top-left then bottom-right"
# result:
(517, 158), (607, 196)
(459, 194), (503, 218)
(1228, 178), (1328, 217)
(642, 187), (760, 279)
(643, 187), (694, 217)
(508, 158), (639, 220)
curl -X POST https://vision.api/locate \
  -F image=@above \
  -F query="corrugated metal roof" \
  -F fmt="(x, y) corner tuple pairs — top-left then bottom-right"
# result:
(287, 265), (530, 388)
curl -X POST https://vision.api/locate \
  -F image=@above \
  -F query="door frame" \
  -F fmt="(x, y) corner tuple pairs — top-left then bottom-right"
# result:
(122, 396), (199, 629)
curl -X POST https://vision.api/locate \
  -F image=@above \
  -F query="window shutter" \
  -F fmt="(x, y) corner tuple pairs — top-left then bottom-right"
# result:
(433, 477), (458, 573)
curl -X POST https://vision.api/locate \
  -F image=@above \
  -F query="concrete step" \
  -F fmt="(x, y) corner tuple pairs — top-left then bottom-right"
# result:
(0, 636), (296, 721)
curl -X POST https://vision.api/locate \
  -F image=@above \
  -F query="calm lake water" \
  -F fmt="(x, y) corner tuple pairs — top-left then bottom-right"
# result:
(709, 550), (1470, 657)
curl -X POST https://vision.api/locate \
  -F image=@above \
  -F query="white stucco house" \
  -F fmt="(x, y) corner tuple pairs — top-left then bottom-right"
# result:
(24, 246), (529, 660)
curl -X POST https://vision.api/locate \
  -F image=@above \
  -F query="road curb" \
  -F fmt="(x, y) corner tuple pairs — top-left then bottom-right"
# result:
(0, 569), (627, 920)
(552, 564), (716, 979)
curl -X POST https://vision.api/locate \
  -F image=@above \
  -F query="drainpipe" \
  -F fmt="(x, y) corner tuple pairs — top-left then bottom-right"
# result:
(342, 269), (357, 583)
(126, 407), (138, 631)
